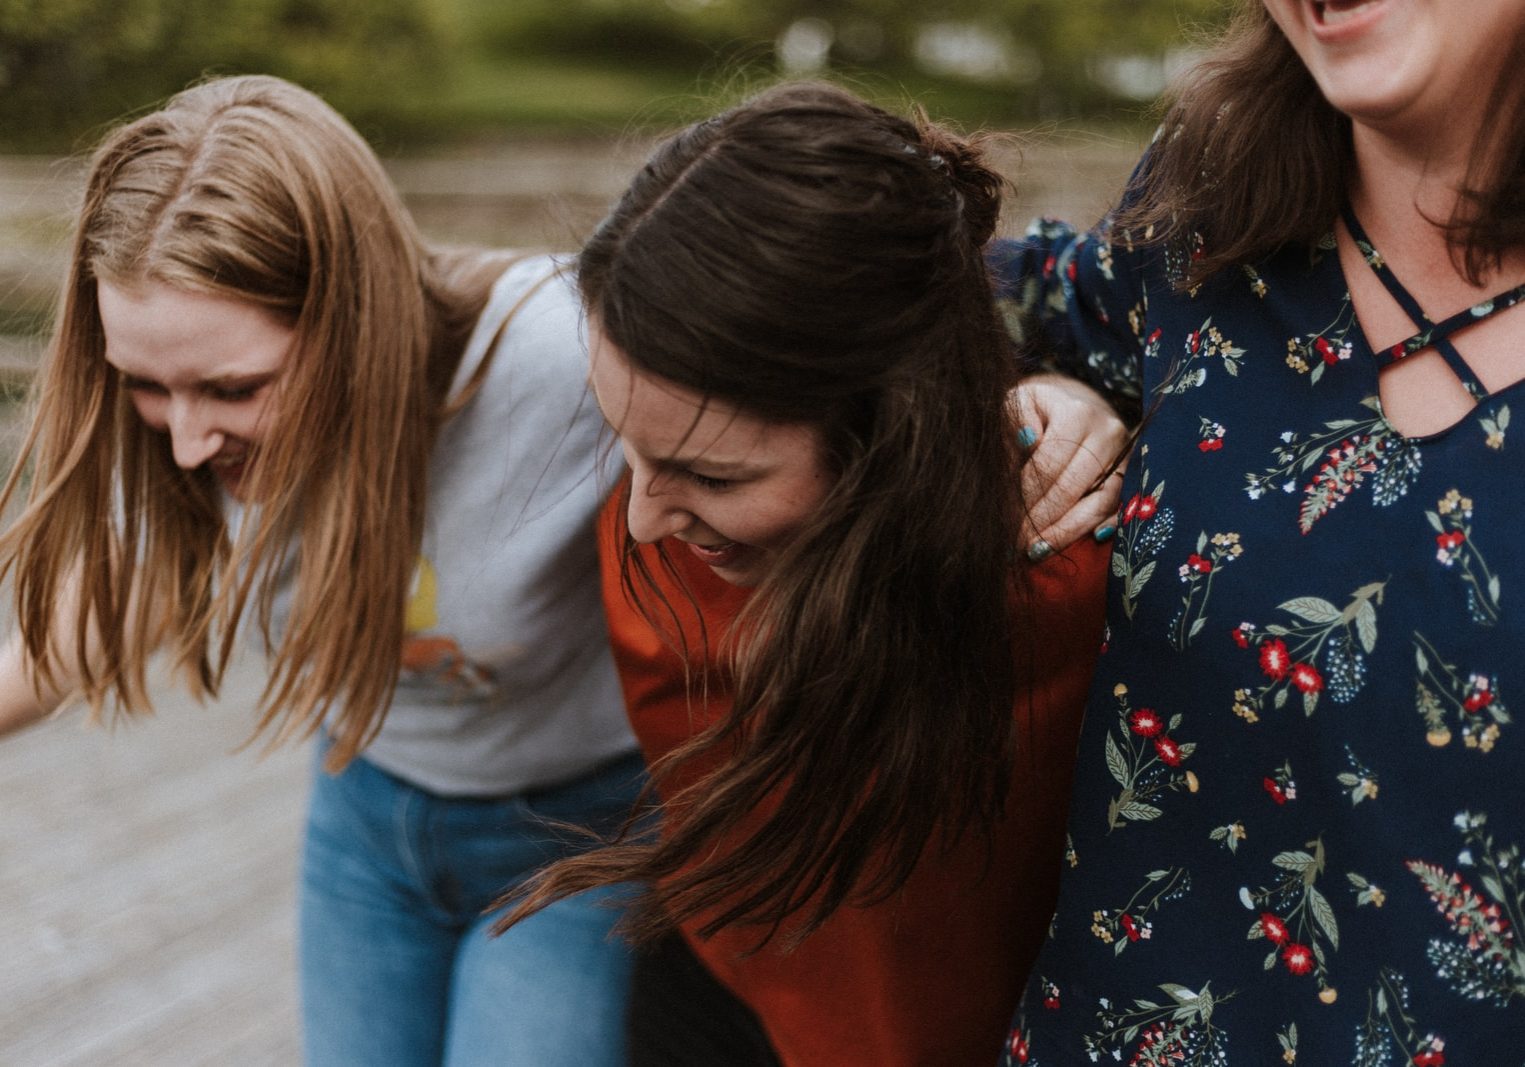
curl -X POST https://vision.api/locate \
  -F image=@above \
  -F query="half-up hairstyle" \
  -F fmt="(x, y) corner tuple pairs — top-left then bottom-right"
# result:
(0, 75), (507, 766)
(1118, 0), (1525, 288)
(505, 81), (1028, 943)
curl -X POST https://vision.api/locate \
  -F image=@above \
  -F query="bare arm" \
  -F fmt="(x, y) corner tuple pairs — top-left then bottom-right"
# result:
(0, 632), (72, 738)
(0, 564), (160, 740)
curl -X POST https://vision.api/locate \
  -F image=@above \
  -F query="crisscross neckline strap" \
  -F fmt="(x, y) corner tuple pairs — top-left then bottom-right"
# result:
(1341, 205), (1525, 399)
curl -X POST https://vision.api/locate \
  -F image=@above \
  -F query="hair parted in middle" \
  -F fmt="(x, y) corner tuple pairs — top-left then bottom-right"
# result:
(502, 80), (1033, 944)
(0, 75), (512, 768)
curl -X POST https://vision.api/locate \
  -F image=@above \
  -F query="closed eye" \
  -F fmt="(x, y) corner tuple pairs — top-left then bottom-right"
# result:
(121, 375), (167, 396)
(205, 381), (265, 402)
(681, 470), (733, 491)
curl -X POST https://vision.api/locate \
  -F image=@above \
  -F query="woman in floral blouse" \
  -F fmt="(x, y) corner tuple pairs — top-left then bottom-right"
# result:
(993, 1), (1525, 1063)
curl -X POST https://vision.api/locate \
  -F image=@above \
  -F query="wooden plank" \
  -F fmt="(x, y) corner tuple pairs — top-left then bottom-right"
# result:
(0, 655), (307, 1065)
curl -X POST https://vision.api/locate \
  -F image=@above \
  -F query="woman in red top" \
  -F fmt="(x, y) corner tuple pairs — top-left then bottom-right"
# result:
(502, 82), (1118, 1065)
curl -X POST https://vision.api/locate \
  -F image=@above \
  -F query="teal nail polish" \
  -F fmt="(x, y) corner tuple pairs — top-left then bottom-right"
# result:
(1094, 524), (1117, 542)
(1026, 538), (1053, 562)
(1016, 426), (1039, 448)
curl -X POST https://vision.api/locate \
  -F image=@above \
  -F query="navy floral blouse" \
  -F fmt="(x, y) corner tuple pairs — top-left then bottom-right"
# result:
(989, 203), (1525, 1065)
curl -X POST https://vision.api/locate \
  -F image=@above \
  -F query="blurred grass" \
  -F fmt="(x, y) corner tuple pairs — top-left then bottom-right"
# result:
(336, 52), (1155, 151)
(348, 56), (710, 145)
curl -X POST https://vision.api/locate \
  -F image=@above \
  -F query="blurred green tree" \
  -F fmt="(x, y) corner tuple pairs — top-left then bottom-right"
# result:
(0, 0), (453, 150)
(463, 0), (1233, 119)
(0, 0), (1236, 151)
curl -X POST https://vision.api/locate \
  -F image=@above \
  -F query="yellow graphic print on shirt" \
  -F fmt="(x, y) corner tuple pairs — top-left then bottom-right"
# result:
(399, 556), (496, 699)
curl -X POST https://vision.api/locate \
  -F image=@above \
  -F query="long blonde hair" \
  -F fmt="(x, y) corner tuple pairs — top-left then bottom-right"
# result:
(0, 75), (507, 767)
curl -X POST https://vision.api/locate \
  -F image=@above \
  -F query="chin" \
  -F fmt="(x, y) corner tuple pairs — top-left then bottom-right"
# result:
(708, 562), (766, 588)
(1317, 71), (1425, 127)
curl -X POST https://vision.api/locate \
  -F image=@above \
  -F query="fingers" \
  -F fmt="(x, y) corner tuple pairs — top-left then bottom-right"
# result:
(1008, 371), (1132, 557)
(1025, 472), (1126, 560)
(1022, 449), (1126, 556)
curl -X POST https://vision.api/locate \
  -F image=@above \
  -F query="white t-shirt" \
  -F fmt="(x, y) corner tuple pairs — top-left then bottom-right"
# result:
(261, 256), (636, 796)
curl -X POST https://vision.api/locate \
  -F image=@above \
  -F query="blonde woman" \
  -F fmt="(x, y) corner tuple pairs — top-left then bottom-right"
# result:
(0, 75), (639, 1065)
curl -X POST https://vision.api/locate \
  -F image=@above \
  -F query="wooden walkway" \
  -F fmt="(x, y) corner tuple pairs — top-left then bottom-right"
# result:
(0, 134), (1141, 1065)
(0, 657), (308, 1066)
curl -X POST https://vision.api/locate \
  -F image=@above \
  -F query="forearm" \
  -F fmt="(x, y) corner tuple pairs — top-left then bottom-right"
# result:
(0, 634), (71, 738)
(989, 224), (1146, 420)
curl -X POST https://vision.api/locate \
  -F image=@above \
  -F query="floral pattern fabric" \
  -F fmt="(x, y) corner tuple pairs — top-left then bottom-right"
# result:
(989, 210), (1525, 1065)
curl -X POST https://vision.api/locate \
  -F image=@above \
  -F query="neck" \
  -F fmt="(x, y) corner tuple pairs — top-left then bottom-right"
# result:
(1348, 118), (1521, 294)
(1349, 118), (1467, 233)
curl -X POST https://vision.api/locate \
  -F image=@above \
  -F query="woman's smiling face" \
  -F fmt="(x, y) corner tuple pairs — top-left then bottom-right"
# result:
(588, 323), (835, 587)
(1262, 0), (1525, 144)
(98, 279), (291, 499)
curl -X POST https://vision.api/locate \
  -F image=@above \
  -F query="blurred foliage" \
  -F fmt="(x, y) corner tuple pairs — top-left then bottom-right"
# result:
(0, 0), (452, 150)
(0, 0), (1236, 152)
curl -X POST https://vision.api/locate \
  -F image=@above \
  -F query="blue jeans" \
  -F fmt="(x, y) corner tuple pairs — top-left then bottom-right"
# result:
(298, 744), (645, 1066)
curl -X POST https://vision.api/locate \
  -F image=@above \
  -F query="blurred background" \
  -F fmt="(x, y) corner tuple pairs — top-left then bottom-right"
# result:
(1, 0), (1226, 150)
(0, 1), (1225, 1062)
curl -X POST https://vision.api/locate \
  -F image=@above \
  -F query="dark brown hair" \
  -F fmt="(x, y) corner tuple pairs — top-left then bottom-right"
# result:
(1119, 1), (1525, 287)
(0, 75), (510, 766)
(500, 81), (1029, 944)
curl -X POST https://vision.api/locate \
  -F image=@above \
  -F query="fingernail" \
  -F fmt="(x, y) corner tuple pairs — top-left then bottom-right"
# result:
(1094, 524), (1117, 542)
(1026, 538), (1053, 562)
(1016, 426), (1039, 448)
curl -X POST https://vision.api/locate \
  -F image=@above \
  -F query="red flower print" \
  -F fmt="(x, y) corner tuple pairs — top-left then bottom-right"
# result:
(1263, 777), (1288, 805)
(1042, 994), (1060, 1010)
(1290, 662), (1324, 694)
(1281, 942), (1314, 975)
(1154, 736), (1183, 766)
(1390, 342), (1407, 360)
(1231, 622), (1253, 648)
(1065, 259), (1078, 281)
(1121, 494), (1158, 524)
(1414, 1054), (1445, 1067)
(1197, 437), (1224, 452)
(1259, 638), (1290, 680)
(1042, 254), (1056, 278)
(1260, 913), (1290, 944)
(1120, 913), (1141, 941)
(1185, 553), (1212, 574)
(1129, 708), (1164, 737)
(1464, 686), (1492, 713)
(1436, 531), (1465, 550)
(1189, 330), (1201, 353)
(1007, 1029), (1030, 1063)
(1147, 327), (1162, 345)
(1314, 336), (1338, 365)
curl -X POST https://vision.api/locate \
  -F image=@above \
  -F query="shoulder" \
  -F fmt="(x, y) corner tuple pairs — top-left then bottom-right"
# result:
(450, 254), (584, 400)
(480, 253), (579, 335)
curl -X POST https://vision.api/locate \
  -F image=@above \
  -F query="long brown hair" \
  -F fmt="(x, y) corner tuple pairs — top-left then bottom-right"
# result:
(0, 75), (508, 767)
(502, 81), (1029, 943)
(1120, 1), (1525, 288)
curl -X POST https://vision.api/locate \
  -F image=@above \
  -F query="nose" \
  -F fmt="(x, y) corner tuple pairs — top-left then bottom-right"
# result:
(165, 396), (226, 470)
(624, 462), (690, 544)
